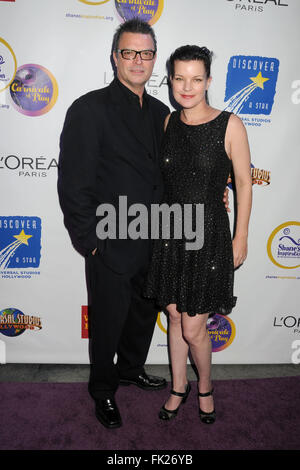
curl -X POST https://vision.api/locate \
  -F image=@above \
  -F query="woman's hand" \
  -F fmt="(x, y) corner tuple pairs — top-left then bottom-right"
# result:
(223, 187), (230, 213)
(232, 235), (248, 268)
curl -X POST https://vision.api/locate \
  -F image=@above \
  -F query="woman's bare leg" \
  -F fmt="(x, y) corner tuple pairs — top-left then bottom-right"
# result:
(181, 312), (214, 413)
(164, 304), (189, 410)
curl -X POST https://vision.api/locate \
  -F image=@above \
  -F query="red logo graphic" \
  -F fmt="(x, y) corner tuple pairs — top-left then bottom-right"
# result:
(81, 306), (89, 339)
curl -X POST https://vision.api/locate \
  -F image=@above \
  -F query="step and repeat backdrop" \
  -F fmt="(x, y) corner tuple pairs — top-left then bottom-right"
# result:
(0, 0), (300, 364)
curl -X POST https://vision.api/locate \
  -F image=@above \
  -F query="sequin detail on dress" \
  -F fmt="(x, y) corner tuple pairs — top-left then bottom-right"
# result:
(144, 110), (237, 316)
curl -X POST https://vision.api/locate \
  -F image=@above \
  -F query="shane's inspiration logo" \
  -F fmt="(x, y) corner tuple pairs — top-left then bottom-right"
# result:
(78, 0), (110, 4)
(0, 216), (41, 269)
(267, 221), (300, 270)
(224, 55), (279, 117)
(0, 37), (17, 93)
(9, 64), (58, 116)
(115, 0), (164, 24)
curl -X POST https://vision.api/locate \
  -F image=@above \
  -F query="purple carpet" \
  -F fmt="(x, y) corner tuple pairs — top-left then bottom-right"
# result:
(0, 376), (299, 450)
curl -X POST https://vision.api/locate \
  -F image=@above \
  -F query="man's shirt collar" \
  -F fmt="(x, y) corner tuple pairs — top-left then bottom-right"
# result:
(116, 78), (148, 107)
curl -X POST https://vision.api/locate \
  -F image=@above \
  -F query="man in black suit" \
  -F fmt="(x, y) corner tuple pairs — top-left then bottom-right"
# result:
(58, 19), (169, 429)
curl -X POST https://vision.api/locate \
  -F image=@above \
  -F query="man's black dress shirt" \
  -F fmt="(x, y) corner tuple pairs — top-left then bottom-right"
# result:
(116, 78), (155, 159)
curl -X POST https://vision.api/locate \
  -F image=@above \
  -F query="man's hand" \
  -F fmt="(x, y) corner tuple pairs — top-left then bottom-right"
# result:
(223, 187), (230, 213)
(92, 248), (97, 255)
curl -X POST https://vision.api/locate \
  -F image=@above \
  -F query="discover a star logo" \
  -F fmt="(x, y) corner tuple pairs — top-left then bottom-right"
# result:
(13, 229), (33, 246)
(224, 55), (279, 116)
(0, 216), (41, 269)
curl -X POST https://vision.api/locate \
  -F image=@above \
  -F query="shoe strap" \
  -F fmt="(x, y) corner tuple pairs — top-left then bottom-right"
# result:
(198, 388), (214, 397)
(170, 383), (189, 397)
(170, 389), (186, 397)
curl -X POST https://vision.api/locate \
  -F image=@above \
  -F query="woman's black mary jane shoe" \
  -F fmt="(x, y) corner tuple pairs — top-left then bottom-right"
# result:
(159, 382), (191, 420)
(198, 388), (216, 424)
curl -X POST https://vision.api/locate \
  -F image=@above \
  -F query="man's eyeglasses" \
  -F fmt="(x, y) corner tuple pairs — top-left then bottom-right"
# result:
(117, 49), (156, 61)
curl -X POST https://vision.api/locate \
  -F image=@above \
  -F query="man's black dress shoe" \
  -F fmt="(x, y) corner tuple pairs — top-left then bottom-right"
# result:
(95, 397), (122, 429)
(119, 372), (167, 391)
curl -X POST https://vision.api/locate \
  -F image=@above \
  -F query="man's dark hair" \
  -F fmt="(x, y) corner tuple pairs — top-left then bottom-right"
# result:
(112, 18), (157, 53)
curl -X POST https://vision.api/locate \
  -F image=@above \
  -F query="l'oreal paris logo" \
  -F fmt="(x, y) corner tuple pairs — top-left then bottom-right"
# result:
(274, 316), (300, 332)
(226, 0), (288, 13)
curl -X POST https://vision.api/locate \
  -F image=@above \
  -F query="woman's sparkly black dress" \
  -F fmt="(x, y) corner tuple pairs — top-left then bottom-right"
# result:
(144, 110), (237, 316)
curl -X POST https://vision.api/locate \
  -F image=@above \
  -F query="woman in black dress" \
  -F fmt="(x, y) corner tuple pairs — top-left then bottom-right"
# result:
(144, 46), (252, 424)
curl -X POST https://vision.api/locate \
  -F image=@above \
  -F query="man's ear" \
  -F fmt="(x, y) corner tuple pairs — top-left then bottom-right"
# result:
(113, 50), (118, 68)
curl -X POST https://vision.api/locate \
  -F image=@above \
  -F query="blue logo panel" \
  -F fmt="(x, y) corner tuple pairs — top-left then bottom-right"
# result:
(0, 216), (41, 268)
(224, 55), (279, 115)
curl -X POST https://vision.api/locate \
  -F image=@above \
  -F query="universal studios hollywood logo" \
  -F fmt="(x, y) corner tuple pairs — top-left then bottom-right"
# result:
(224, 55), (279, 127)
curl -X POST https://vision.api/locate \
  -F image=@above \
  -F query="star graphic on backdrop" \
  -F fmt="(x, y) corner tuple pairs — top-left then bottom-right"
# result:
(250, 71), (269, 90)
(13, 230), (33, 246)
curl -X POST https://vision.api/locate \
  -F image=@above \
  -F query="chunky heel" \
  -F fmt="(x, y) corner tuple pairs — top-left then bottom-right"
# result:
(159, 382), (191, 420)
(198, 388), (216, 424)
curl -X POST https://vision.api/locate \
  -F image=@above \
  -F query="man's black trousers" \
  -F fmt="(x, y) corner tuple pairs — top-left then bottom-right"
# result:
(87, 248), (159, 400)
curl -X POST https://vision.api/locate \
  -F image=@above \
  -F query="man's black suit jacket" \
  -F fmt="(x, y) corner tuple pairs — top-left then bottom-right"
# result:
(58, 79), (170, 273)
